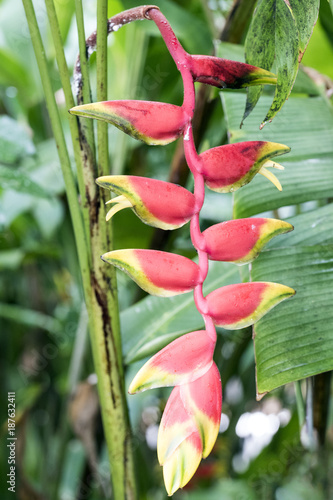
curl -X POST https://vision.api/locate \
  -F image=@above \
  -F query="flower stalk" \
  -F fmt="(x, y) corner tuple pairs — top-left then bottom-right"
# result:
(69, 6), (295, 497)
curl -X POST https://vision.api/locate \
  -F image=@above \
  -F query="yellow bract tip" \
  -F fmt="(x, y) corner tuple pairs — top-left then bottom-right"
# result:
(259, 166), (282, 191)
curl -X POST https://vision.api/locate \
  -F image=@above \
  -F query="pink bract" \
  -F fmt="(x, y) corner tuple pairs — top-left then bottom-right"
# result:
(70, 100), (188, 145)
(189, 55), (277, 89)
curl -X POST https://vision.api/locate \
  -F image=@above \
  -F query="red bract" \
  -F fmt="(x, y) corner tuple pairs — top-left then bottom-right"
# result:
(199, 141), (290, 192)
(158, 363), (222, 496)
(70, 100), (188, 145)
(206, 282), (295, 329)
(96, 175), (196, 229)
(128, 330), (215, 393)
(202, 218), (293, 264)
(181, 363), (222, 458)
(189, 55), (277, 89)
(158, 386), (202, 496)
(101, 249), (201, 297)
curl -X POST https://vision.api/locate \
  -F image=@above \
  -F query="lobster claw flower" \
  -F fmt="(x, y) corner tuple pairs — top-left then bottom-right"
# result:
(202, 218), (293, 264)
(188, 55), (277, 89)
(69, 100), (187, 145)
(199, 141), (290, 193)
(206, 282), (295, 329)
(128, 330), (215, 393)
(158, 363), (222, 495)
(180, 362), (222, 459)
(158, 386), (202, 496)
(96, 175), (196, 229)
(101, 249), (201, 297)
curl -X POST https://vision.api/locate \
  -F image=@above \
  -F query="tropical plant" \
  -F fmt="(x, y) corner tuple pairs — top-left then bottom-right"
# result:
(1, 0), (333, 499)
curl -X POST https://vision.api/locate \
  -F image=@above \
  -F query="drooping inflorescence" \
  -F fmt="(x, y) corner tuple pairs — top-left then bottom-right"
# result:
(70, 6), (295, 495)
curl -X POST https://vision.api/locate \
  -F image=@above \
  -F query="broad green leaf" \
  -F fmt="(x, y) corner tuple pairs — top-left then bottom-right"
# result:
(268, 204), (333, 248)
(233, 156), (333, 218)
(243, 0), (276, 124)
(122, 261), (240, 364)
(221, 93), (333, 218)
(0, 165), (49, 199)
(244, 0), (319, 126)
(0, 116), (35, 164)
(251, 245), (333, 396)
(289, 0), (320, 58)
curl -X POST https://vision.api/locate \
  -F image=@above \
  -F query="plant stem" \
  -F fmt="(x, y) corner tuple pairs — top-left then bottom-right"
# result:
(21, 0), (90, 303)
(219, 0), (257, 44)
(294, 380), (305, 429)
(306, 377), (315, 450)
(313, 371), (332, 446)
(96, 0), (109, 177)
(74, 0), (95, 107)
(44, 0), (91, 262)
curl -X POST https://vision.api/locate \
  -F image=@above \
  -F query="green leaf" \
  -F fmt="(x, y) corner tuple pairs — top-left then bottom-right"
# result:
(0, 164), (49, 199)
(290, 0), (320, 58)
(221, 92), (333, 218)
(244, 0), (319, 126)
(0, 47), (30, 89)
(268, 204), (333, 248)
(0, 116), (35, 164)
(122, 261), (240, 364)
(251, 245), (333, 396)
(0, 249), (25, 270)
(0, 302), (62, 334)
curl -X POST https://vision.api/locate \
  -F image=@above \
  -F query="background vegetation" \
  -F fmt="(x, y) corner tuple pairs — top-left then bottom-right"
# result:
(1, 0), (333, 498)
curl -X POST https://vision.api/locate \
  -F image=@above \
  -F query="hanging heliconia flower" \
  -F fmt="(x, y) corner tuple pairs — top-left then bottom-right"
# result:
(70, 100), (187, 145)
(74, 6), (295, 495)
(96, 175), (197, 229)
(102, 249), (201, 297)
(157, 363), (222, 496)
(128, 330), (215, 392)
(206, 282), (295, 330)
(188, 54), (277, 89)
(202, 218), (293, 264)
(199, 141), (290, 192)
